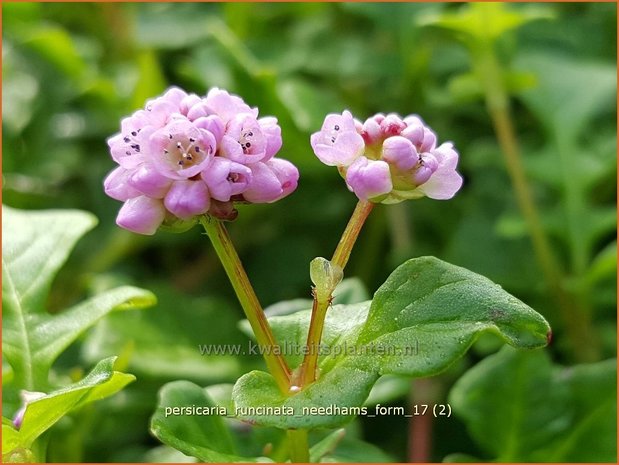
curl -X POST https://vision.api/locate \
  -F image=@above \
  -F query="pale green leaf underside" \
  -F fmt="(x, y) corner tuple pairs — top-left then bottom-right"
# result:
(233, 257), (550, 429)
(2, 357), (134, 455)
(2, 206), (97, 316)
(2, 206), (156, 390)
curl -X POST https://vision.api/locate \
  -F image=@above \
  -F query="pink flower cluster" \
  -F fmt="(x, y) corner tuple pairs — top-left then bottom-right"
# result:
(105, 87), (299, 234)
(310, 111), (462, 203)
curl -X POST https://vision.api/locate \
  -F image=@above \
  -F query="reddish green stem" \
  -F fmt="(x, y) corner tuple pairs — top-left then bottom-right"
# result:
(200, 216), (291, 393)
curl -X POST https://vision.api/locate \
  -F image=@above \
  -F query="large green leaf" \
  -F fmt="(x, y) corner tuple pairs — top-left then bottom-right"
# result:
(150, 380), (270, 463)
(2, 357), (134, 461)
(232, 257), (550, 429)
(357, 257), (549, 373)
(2, 206), (156, 390)
(449, 346), (616, 462)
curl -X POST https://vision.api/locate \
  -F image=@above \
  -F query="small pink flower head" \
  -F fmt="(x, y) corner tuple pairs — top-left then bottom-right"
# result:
(104, 87), (298, 235)
(310, 111), (462, 203)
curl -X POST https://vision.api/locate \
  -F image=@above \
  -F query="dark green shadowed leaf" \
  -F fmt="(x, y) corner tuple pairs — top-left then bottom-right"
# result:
(449, 347), (616, 462)
(536, 359), (617, 462)
(150, 380), (271, 463)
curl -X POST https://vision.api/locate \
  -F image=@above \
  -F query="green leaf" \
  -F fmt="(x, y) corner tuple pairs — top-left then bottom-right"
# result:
(538, 359), (617, 462)
(233, 257), (550, 429)
(584, 242), (617, 288)
(2, 423), (21, 455)
(131, 50), (166, 110)
(323, 434), (397, 463)
(2, 443), (37, 463)
(518, 53), (616, 138)
(143, 445), (197, 463)
(309, 428), (346, 463)
(332, 277), (370, 306)
(135, 3), (212, 50)
(2, 206), (96, 316)
(2, 206), (156, 390)
(420, 3), (552, 45)
(267, 301), (371, 372)
(358, 256), (550, 376)
(233, 361), (377, 430)
(449, 346), (616, 462)
(150, 380), (270, 463)
(23, 25), (87, 80)
(2, 357), (134, 456)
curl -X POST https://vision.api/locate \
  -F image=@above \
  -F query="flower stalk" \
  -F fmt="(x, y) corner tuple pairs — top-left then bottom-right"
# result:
(331, 199), (375, 270)
(288, 200), (374, 462)
(297, 199), (374, 388)
(200, 216), (291, 393)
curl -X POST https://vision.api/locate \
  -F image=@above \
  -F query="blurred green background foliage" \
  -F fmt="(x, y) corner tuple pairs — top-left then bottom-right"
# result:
(2, 2), (616, 462)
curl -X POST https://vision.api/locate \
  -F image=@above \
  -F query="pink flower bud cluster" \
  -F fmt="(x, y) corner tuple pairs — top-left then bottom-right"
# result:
(310, 111), (462, 203)
(105, 87), (299, 234)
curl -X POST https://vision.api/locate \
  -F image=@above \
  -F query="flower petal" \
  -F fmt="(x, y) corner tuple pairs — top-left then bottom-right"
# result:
(382, 136), (418, 171)
(311, 131), (365, 167)
(417, 171), (463, 200)
(265, 158), (299, 199)
(259, 117), (283, 160)
(104, 167), (142, 201)
(203, 157), (252, 202)
(164, 180), (211, 219)
(116, 196), (166, 235)
(128, 163), (173, 199)
(345, 156), (392, 201)
(242, 162), (285, 203)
